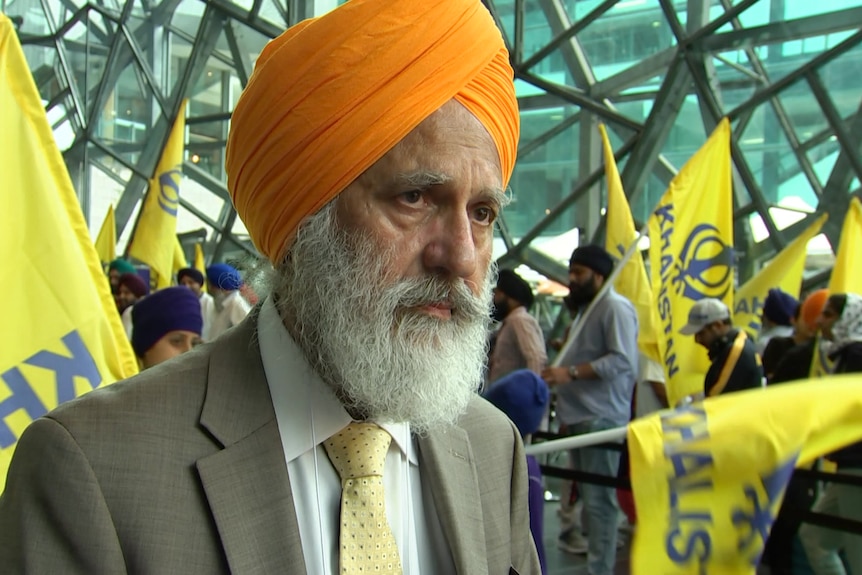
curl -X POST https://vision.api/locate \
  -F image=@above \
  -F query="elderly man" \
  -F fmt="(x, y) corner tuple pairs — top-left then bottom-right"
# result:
(0, 1), (539, 574)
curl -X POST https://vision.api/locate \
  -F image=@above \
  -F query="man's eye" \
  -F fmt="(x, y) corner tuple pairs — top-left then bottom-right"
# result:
(401, 190), (422, 204)
(474, 206), (496, 224)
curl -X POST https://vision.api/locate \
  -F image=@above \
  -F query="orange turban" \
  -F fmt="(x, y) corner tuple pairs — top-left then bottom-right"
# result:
(225, 0), (519, 263)
(800, 289), (829, 331)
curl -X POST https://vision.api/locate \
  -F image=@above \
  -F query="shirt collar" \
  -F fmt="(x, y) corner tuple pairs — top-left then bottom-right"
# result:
(257, 297), (416, 465)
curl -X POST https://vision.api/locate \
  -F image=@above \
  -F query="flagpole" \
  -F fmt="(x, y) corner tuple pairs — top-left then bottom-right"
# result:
(551, 221), (649, 366)
(524, 426), (628, 456)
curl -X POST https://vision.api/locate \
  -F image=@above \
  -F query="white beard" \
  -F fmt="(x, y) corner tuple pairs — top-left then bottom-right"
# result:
(271, 203), (494, 435)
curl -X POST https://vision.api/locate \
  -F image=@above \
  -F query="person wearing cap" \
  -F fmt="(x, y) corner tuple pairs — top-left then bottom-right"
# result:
(800, 292), (862, 575)
(756, 288), (799, 355)
(541, 244), (638, 572)
(117, 271), (150, 339)
(178, 267), (215, 341)
(132, 287), (204, 369)
(679, 297), (764, 398)
(0, 2), (539, 573)
(487, 269), (547, 385)
(205, 263), (251, 340)
(483, 369), (550, 575)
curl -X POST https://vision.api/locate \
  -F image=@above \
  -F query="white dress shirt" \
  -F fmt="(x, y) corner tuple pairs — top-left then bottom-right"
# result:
(199, 292), (215, 341)
(208, 290), (251, 340)
(122, 305), (133, 340)
(257, 297), (454, 574)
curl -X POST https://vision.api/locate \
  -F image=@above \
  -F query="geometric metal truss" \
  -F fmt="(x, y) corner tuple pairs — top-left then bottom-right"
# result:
(490, 0), (862, 286)
(8, 0), (862, 285)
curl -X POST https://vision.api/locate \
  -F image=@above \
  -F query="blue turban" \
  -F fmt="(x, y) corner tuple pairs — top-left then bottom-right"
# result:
(482, 369), (549, 437)
(206, 263), (243, 291)
(131, 287), (203, 356)
(763, 288), (799, 326)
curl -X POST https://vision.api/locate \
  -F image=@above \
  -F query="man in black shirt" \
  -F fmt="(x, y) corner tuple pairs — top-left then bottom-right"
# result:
(679, 298), (764, 397)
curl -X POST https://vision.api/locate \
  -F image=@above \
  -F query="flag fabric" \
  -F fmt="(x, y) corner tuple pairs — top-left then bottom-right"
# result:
(648, 119), (734, 407)
(734, 214), (827, 339)
(94, 205), (116, 264)
(600, 124), (661, 366)
(194, 243), (207, 293)
(128, 102), (187, 289)
(194, 243), (206, 276)
(628, 376), (862, 575)
(811, 197), (862, 377)
(172, 237), (187, 278)
(827, 197), (862, 294)
(0, 14), (137, 485)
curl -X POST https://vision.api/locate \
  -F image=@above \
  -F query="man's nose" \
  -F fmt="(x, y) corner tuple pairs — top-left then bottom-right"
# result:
(423, 210), (479, 280)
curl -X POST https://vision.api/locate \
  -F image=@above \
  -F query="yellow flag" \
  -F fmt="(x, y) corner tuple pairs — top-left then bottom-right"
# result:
(0, 14), (137, 485)
(734, 213), (827, 339)
(628, 376), (862, 575)
(194, 243), (207, 293)
(600, 124), (661, 366)
(194, 243), (205, 276)
(172, 237), (187, 279)
(128, 102), (187, 289)
(649, 119), (733, 407)
(811, 197), (862, 377)
(94, 205), (116, 264)
(828, 197), (862, 294)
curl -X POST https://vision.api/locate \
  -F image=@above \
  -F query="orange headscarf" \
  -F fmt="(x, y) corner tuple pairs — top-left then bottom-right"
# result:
(225, 0), (519, 263)
(800, 289), (829, 331)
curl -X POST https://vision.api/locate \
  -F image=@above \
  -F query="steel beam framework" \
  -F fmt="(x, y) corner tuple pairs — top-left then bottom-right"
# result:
(10, 0), (862, 281)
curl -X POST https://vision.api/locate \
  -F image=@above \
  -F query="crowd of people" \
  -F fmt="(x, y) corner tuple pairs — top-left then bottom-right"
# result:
(482, 258), (862, 575)
(0, 0), (858, 574)
(105, 257), (252, 369)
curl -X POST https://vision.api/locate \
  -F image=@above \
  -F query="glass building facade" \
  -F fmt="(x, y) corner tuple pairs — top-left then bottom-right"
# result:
(5, 0), (862, 288)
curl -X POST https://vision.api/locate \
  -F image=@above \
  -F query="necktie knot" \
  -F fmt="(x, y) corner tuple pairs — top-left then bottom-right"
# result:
(324, 422), (392, 480)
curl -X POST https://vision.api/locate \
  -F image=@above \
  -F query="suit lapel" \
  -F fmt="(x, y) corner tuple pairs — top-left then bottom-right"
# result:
(196, 311), (307, 574)
(418, 427), (488, 575)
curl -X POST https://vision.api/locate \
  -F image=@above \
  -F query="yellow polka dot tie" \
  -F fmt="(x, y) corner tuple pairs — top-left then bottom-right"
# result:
(324, 422), (402, 575)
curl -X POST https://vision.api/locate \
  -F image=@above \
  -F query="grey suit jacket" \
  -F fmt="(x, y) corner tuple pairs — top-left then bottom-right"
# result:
(0, 311), (540, 574)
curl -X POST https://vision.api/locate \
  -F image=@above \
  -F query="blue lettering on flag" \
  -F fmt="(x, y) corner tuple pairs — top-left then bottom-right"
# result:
(732, 456), (798, 566)
(0, 331), (102, 448)
(0, 367), (46, 448)
(157, 168), (181, 216)
(655, 203), (680, 377)
(735, 296), (764, 335)
(660, 405), (714, 572)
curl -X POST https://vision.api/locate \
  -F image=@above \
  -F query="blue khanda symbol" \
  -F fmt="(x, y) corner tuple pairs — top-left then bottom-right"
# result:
(157, 167), (182, 216)
(731, 455), (798, 566)
(672, 223), (734, 302)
